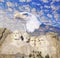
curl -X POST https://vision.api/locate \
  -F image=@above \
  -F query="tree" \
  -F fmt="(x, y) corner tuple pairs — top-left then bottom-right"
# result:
(45, 54), (50, 58)
(37, 52), (44, 58)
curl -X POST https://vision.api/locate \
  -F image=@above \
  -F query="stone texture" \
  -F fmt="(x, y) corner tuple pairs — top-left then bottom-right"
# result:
(0, 30), (33, 55)
(0, 28), (12, 45)
(29, 32), (60, 58)
(0, 31), (60, 58)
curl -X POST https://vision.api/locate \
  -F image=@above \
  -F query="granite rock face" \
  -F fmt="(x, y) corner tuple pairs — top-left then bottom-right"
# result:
(0, 28), (12, 45)
(0, 30), (33, 55)
(29, 32), (60, 58)
(0, 30), (60, 58)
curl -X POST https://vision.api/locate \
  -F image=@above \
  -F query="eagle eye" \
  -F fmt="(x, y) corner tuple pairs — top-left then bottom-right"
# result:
(23, 13), (28, 16)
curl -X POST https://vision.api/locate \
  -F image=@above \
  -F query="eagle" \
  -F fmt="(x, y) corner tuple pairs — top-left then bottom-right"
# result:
(14, 12), (40, 33)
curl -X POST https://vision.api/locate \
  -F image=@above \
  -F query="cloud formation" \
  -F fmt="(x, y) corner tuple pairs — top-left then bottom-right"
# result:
(0, 0), (60, 30)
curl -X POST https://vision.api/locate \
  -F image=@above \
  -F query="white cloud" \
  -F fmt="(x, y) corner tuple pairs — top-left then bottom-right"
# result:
(31, 8), (36, 12)
(32, 2), (40, 6)
(40, 16), (53, 25)
(19, 0), (26, 2)
(24, 5), (30, 12)
(40, 6), (43, 9)
(26, 0), (31, 2)
(6, 2), (15, 7)
(0, 0), (4, 2)
(50, 4), (59, 11)
(42, 0), (48, 3)
(13, 3), (18, 7)
(47, 14), (52, 18)
(52, 11), (59, 21)
(6, 8), (13, 12)
(54, 13), (59, 21)
(40, 16), (49, 23)
(21, 5), (30, 12)
(52, 0), (60, 2)
(0, 9), (6, 14)
(19, 6), (25, 11)
(55, 0), (60, 2)
(44, 5), (50, 8)
(31, 8), (37, 15)
(50, 5), (56, 10)
(38, 10), (44, 16)
(32, 2), (36, 4)
(18, 5), (31, 12)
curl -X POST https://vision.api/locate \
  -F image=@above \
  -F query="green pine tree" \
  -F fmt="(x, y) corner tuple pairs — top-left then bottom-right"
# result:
(45, 54), (50, 58)
(37, 52), (44, 58)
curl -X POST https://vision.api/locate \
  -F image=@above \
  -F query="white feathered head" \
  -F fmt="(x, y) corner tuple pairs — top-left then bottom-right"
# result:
(14, 12), (40, 33)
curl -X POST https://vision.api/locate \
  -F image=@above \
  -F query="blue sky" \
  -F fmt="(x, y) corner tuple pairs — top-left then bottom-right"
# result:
(0, 0), (60, 29)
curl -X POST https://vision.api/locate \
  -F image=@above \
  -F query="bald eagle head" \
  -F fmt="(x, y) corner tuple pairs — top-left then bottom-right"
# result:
(14, 12), (40, 33)
(14, 12), (30, 20)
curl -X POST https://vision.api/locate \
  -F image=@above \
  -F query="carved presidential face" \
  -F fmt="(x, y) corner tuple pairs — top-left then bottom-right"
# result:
(29, 36), (49, 47)
(22, 32), (29, 42)
(11, 30), (29, 42)
(12, 30), (21, 40)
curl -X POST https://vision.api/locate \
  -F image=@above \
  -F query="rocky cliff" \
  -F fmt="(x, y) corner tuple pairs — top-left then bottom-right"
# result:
(0, 29), (60, 58)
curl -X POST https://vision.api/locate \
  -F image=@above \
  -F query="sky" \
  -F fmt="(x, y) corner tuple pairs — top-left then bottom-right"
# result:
(0, 0), (60, 32)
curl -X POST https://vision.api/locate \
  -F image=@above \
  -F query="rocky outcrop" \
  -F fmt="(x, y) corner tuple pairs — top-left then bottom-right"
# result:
(46, 32), (60, 58)
(29, 32), (60, 58)
(0, 30), (33, 55)
(0, 28), (12, 45)
(0, 30), (60, 58)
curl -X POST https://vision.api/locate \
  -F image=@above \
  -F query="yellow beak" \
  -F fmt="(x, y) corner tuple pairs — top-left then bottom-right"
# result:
(14, 13), (27, 19)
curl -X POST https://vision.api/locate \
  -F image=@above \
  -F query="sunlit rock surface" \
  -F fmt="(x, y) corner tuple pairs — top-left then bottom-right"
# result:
(0, 30), (33, 55)
(0, 28), (12, 45)
(29, 32), (60, 58)
(0, 30), (60, 58)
